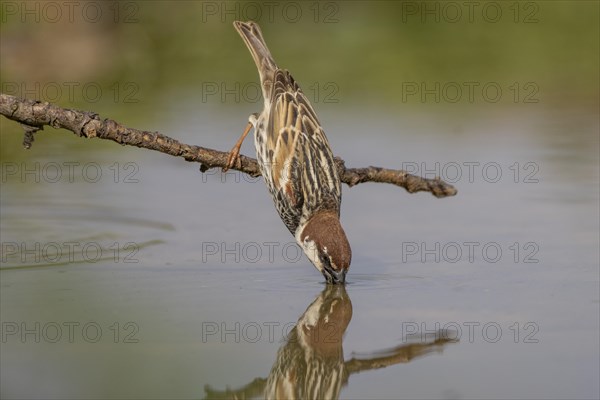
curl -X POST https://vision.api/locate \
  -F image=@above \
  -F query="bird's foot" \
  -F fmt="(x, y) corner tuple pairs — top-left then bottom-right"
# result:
(222, 121), (253, 172)
(223, 146), (242, 172)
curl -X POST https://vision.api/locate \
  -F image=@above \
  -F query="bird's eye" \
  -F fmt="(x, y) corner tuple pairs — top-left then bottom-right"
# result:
(319, 252), (331, 266)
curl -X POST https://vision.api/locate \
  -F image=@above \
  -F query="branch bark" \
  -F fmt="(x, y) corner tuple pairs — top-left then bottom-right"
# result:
(0, 93), (457, 197)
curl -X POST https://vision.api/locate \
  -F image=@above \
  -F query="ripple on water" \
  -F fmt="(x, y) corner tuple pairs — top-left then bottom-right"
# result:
(0, 199), (171, 270)
(233, 267), (426, 293)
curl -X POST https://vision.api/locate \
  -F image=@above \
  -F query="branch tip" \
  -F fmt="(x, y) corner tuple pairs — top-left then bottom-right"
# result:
(20, 123), (42, 149)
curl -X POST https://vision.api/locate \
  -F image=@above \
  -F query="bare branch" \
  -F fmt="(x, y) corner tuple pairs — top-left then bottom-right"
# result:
(0, 93), (457, 197)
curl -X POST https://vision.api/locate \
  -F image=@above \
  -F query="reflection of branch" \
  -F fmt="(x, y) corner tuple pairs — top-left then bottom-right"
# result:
(0, 93), (457, 198)
(201, 337), (457, 399)
(345, 337), (457, 376)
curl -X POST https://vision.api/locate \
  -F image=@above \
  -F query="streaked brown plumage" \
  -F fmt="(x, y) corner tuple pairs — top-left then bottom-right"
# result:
(225, 21), (351, 283)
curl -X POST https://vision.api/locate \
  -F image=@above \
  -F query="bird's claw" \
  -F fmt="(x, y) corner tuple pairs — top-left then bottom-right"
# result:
(223, 121), (253, 172)
(223, 149), (241, 172)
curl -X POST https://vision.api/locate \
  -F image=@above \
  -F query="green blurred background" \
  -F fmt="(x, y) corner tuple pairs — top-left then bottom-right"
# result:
(1, 0), (598, 114)
(1, 0), (598, 163)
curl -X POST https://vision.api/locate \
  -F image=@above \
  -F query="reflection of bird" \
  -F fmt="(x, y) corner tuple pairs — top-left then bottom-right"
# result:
(224, 21), (351, 284)
(203, 286), (457, 400)
(265, 285), (352, 399)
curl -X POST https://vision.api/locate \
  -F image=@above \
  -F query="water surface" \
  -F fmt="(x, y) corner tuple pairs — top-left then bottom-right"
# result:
(1, 102), (598, 399)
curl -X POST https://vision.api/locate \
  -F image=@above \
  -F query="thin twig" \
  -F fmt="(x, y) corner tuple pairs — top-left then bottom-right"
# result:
(0, 93), (457, 197)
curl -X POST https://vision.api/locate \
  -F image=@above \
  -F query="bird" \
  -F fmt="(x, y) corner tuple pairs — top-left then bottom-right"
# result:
(224, 21), (351, 284)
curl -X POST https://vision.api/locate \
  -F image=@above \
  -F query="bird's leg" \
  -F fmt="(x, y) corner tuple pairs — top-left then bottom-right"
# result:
(223, 121), (253, 172)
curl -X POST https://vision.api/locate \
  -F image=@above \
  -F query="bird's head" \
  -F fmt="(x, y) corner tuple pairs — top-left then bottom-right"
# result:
(299, 211), (351, 284)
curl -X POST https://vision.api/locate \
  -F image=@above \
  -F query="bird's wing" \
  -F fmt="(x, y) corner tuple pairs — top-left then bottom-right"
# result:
(266, 70), (341, 229)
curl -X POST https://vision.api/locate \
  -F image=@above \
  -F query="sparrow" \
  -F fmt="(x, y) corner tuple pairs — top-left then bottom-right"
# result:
(224, 21), (351, 284)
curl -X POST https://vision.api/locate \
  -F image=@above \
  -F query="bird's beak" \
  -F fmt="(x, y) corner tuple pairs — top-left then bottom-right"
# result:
(324, 268), (346, 285)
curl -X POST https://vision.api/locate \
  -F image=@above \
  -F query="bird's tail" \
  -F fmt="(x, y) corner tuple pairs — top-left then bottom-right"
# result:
(234, 21), (277, 84)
